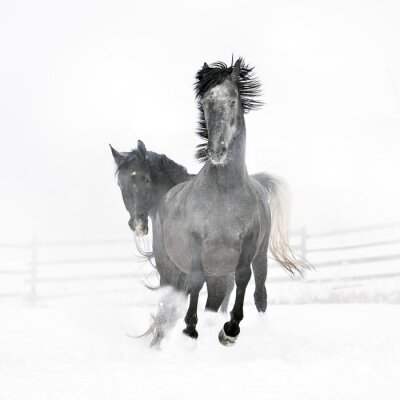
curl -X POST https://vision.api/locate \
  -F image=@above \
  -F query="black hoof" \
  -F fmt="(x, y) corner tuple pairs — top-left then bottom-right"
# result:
(218, 328), (237, 346)
(183, 327), (198, 339)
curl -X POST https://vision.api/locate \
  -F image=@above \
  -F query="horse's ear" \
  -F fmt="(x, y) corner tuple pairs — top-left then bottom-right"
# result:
(197, 62), (209, 81)
(109, 144), (125, 166)
(232, 59), (241, 81)
(137, 140), (148, 160)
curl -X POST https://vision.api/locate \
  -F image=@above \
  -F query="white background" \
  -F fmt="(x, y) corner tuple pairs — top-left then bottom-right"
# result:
(1, 0), (400, 243)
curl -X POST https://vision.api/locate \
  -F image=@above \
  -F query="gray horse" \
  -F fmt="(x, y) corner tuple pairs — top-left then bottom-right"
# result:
(154, 58), (308, 345)
(111, 141), (287, 314)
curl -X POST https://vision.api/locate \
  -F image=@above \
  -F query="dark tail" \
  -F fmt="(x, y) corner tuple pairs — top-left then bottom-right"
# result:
(252, 173), (312, 275)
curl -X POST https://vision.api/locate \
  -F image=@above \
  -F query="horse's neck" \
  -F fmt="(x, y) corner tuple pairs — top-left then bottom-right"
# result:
(148, 152), (192, 223)
(212, 128), (248, 187)
(149, 172), (176, 221)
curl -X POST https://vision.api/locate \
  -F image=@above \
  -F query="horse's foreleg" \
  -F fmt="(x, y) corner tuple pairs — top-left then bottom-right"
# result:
(183, 235), (204, 339)
(205, 275), (231, 312)
(176, 272), (188, 293)
(219, 236), (254, 346)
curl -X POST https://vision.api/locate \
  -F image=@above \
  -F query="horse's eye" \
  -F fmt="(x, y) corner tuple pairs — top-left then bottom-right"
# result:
(144, 176), (151, 185)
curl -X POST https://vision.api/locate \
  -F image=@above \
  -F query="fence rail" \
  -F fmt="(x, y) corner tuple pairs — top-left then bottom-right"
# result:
(1, 222), (400, 304)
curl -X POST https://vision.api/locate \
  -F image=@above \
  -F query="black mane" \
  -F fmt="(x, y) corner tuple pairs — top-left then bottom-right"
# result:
(194, 58), (263, 162)
(153, 152), (192, 184)
(117, 149), (190, 185)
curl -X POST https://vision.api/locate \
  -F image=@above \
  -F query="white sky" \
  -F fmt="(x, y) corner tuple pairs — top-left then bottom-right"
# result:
(1, 0), (399, 243)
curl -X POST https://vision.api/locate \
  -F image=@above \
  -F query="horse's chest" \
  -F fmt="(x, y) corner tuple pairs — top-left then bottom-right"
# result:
(163, 183), (262, 277)
(195, 200), (252, 238)
(191, 193), (258, 276)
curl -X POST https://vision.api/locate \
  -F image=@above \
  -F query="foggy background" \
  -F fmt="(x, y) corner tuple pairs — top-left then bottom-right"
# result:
(1, 0), (400, 244)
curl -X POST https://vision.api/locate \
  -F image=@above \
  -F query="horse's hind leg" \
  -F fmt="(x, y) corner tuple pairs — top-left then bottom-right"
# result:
(205, 275), (230, 312)
(252, 240), (268, 313)
(219, 234), (254, 346)
(183, 235), (205, 339)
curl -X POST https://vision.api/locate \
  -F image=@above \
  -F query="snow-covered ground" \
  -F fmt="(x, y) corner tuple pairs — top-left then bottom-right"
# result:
(1, 300), (400, 399)
(1, 230), (400, 400)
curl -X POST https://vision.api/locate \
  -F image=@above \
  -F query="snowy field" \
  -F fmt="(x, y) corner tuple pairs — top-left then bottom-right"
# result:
(1, 302), (400, 400)
(1, 229), (400, 400)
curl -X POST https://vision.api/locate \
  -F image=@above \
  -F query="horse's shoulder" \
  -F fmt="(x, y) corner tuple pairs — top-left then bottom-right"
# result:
(161, 180), (191, 207)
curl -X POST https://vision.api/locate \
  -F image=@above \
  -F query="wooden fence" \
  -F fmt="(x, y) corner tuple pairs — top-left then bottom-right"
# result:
(1, 222), (400, 305)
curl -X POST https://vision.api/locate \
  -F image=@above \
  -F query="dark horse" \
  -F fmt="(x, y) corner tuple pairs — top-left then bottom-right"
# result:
(110, 141), (286, 314)
(154, 58), (308, 345)
(110, 141), (193, 240)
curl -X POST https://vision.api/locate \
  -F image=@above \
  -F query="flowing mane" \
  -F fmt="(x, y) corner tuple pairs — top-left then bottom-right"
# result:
(194, 57), (263, 162)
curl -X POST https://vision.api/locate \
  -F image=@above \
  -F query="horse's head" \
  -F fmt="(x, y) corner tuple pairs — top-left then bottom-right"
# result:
(200, 61), (242, 165)
(194, 58), (262, 165)
(110, 140), (153, 236)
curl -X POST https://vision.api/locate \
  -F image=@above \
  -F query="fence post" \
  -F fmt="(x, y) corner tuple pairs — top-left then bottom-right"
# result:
(300, 226), (307, 260)
(29, 236), (37, 306)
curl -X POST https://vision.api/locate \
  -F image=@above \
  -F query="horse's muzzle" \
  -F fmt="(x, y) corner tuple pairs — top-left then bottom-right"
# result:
(128, 218), (149, 236)
(207, 146), (227, 165)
